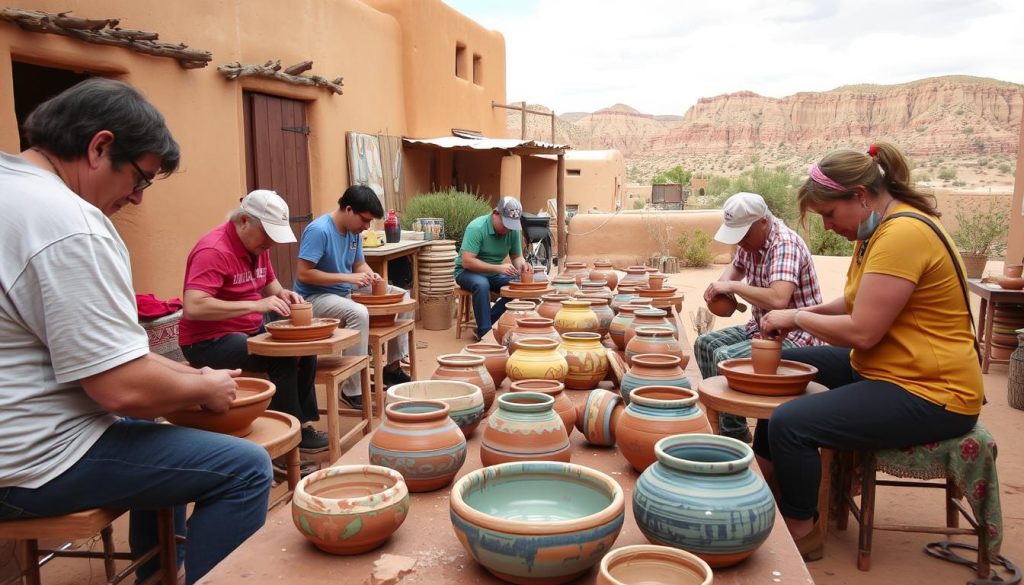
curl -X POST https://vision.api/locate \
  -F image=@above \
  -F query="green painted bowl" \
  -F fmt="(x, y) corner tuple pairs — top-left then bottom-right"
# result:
(450, 461), (625, 584)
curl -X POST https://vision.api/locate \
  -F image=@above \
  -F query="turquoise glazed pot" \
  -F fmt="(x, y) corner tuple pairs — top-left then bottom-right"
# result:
(620, 354), (691, 405)
(633, 434), (776, 568)
(386, 380), (485, 437)
(450, 461), (626, 585)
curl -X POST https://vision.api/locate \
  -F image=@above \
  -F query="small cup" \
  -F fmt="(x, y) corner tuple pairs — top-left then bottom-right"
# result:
(521, 270), (535, 284)
(750, 338), (782, 375)
(647, 274), (666, 290)
(372, 279), (388, 296)
(291, 302), (313, 327)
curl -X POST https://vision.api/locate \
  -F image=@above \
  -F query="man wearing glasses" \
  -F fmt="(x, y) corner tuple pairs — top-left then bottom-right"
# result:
(295, 185), (412, 407)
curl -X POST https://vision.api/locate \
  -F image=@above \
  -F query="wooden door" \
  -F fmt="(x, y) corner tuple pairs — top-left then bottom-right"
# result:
(243, 92), (313, 291)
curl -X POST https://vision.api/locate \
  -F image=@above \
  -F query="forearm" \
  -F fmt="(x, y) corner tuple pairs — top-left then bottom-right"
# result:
(804, 296), (848, 316)
(511, 255), (527, 270)
(731, 282), (789, 311)
(462, 256), (503, 273)
(82, 355), (213, 418)
(296, 267), (350, 286)
(184, 294), (260, 321)
(793, 311), (858, 347)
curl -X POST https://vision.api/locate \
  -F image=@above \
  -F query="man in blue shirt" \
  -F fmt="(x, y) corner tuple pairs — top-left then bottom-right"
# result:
(295, 186), (411, 406)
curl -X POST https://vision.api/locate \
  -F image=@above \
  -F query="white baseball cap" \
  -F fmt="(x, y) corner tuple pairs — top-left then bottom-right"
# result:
(240, 190), (296, 244)
(714, 192), (769, 245)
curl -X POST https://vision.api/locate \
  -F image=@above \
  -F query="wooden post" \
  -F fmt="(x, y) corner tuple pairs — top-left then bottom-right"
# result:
(550, 110), (556, 143)
(557, 154), (566, 271)
(521, 101), (527, 140)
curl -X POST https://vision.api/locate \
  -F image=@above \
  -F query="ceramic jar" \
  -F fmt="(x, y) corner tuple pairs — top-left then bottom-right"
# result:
(553, 299), (600, 336)
(590, 261), (619, 291)
(480, 392), (571, 466)
(531, 264), (549, 283)
(610, 292), (640, 313)
(562, 261), (590, 286)
(574, 389), (625, 447)
(625, 308), (677, 347)
(633, 434), (776, 568)
(616, 387), (712, 472)
(290, 302), (313, 326)
(506, 338), (569, 383)
(750, 338), (782, 375)
(462, 343), (510, 387)
(537, 294), (572, 321)
(494, 300), (539, 347)
(504, 317), (562, 353)
(510, 379), (576, 436)
(621, 266), (650, 287)
(621, 354), (691, 405)
(369, 400), (467, 492)
(609, 305), (641, 350)
(647, 273), (666, 290)
(578, 296), (614, 338)
(550, 277), (580, 298)
(431, 354), (497, 412)
(386, 380), (485, 437)
(559, 332), (610, 391)
(579, 281), (614, 302)
(626, 326), (687, 367)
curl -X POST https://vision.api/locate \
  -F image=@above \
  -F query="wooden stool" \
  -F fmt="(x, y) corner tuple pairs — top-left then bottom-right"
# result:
(315, 355), (372, 463)
(0, 507), (177, 585)
(455, 288), (500, 339)
(368, 319), (417, 416)
(245, 411), (302, 508)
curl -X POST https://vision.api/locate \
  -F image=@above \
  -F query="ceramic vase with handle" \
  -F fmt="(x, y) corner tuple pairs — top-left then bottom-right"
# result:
(616, 387), (712, 472)
(369, 400), (467, 492)
(431, 354), (497, 412)
(480, 392), (571, 467)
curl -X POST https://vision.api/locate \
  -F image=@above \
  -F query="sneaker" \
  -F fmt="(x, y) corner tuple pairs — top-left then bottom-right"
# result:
(271, 456), (319, 478)
(383, 367), (412, 386)
(722, 427), (754, 444)
(299, 425), (329, 453)
(340, 393), (364, 410)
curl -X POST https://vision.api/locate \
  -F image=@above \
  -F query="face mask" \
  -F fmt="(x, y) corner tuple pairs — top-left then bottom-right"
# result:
(856, 210), (881, 240)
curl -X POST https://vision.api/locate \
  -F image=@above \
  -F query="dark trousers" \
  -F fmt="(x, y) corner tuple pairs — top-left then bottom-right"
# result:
(455, 271), (513, 339)
(182, 332), (319, 424)
(753, 345), (977, 520)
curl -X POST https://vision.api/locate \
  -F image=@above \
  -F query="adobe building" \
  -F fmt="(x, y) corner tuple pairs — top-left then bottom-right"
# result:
(519, 150), (625, 215)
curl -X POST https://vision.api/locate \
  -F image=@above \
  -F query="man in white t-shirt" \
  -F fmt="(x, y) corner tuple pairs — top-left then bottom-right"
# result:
(0, 79), (271, 585)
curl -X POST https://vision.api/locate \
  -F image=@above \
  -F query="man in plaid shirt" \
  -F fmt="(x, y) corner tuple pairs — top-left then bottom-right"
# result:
(695, 192), (823, 441)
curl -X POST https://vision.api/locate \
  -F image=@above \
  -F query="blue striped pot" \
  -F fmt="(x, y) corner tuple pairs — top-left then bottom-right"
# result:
(633, 433), (776, 568)
(620, 354), (691, 405)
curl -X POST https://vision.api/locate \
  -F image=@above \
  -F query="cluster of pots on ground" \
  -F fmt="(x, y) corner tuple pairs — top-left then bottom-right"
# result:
(291, 262), (772, 584)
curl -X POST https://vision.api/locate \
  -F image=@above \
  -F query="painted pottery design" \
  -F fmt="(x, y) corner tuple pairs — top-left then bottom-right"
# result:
(509, 379), (576, 436)
(609, 305), (641, 350)
(503, 317), (562, 354)
(450, 461), (626, 585)
(386, 380), (485, 437)
(462, 343), (510, 387)
(506, 338), (569, 382)
(550, 276), (580, 297)
(369, 400), (467, 492)
(537, 294), (572, 321)
(633, 434), (776, 568)
(165, 377), (275, 437)
(625, 326), (687, 367)
(559, 332), (610, 390)
(562, 261), (591, 286)
(431, 353), (497, 412)
(578, 296), (614, 338)
(625, 308), (677, 347)
(553, 299), (600, 336)
(610, 292), (640, 313)
(750, 338), (782, 375)
(621, 266), (650, 286)
(616, 386), (712, 472)
(495, 300), (539, 347)
(292, 465), (409, 555)
(598, 545), (713, 585)
(480, 392), (571, 466)
(574, 389), (625, 447)
(590, 261), (619, 291)
(290, 302), (313, 326)
(620, 354), (691, 405)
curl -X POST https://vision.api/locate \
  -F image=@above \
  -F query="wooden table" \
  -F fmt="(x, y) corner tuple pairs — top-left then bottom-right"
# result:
(200, 390), (816, 585)
(968, 279), (1024, 373)
(246, 328), (361, 358)
(499, 284), (553, 301)
(362, 240), (432, 303)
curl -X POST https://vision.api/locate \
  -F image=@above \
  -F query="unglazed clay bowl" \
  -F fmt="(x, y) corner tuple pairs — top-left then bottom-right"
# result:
(164, 377), (275, 437)
(292, 465), (409, 555)
(598, 545), (713, 585)
(386, 380), (485, 436)
(450, 461), (625, 585)
(706, 294), (737, 317)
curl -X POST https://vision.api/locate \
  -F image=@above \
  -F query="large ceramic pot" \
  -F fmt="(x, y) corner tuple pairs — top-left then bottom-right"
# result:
(537, 294), (571, 321)
(626, 326), (687, 367)
(450, 461), (626, 585)
(578, 295), (614, 338)
(633, 434), (776, 568)
(562, 261), (591, 286)
(494, 300), (539, 347)
(590, 261), (619, 291)
(598, 545), (713, 585)
(553, 299), (600, 336)
(574, 389), (625, 447)
(579, 281), (614, 302)
(506, 338), (569, 382)
(621, 354), (691, 405)
(559, 332), (610, 391)
(609, 305), (641, 351)
(462, 343), (510, 387)
(165, 377), (275, 437)
(610, 292), (640, 313)
(386, 380), (485, 437)
(550, 277), (580, 298)
(625, 308), (677, 347)
(621, 266), (650, 287)
(369, 400), (467, 492)
(292, 465), (409, 555)
(504, 317), (562, 353)
(616, 387), (712, 472)
(431, 354), (497, 412)
(510, 379), (576, 436)
(480, 392), (571, 466)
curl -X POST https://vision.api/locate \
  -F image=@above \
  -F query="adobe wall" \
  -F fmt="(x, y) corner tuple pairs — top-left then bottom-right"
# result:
(521, 155), (558, 214)
(562, 150), (624, 212)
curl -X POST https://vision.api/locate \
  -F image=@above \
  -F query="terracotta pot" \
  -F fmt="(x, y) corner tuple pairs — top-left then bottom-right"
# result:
(626, 326), (687, 367)
(553, 299), (600, 336)
(290, 302), (313, 327)
(621, 266), (650, 287)
(550, 277), (580, 298)
(574, 389), (625, 447)
(480, 392), (571, 466)
(621, 354), (691, 405)
(495, 300), (540, 347)
(609, 305), (641, 351)
(510, 379), (576, 436)
(647, 274), (666, 290)
(707, 294), (737, 317)
(504, 317), (562, 353)
(164, 377), (275, 437)
(463, 343), (510, 387)
(1005, 264), (1024, 278)
(562, 261), (591, 286)
(578, 295), (614, 338)
(507, 337), (569, 383)
(386, 380), (485, 437)
(579, 281), (614, 302)
(559, 332), (610, 391)
(610, 292), (640, 313)
(371, 279), (388, 296)
(531, 265), (549, 283)
(291, 465), (409, 555)
(537, 294), (571, 321)
(369, 400), (467, 492)
(590, 261), (619, 291)
(750, 338), (782, 375)
(616, 386), (712, 472)
(431, 354), (497, 412)
(625, 308), (677, 347)
(598, 545), (713, 585)
(520, 270), (535, 284)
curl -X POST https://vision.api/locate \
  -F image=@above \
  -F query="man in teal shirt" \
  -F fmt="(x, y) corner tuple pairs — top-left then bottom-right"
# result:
(455, 197), (530, 341)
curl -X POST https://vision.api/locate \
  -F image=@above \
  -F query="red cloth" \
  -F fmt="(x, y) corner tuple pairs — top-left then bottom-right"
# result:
(136, 294), (183, 319)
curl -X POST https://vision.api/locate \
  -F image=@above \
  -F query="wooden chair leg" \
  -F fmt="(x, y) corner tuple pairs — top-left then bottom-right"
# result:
(156, 507), (177, 585)
(944, 477), (960, 529)
(100, 524), (117, 579)
(325, 373), (341, 464)
(857, 453), (876, 572)
(360, 366), (372, 433)
(836, 452), (852, 531)
(286, 447), (300, 492)
(22, 539), (41, 585)
(408, 327), (418, 380)
(373, 343), (385, 419)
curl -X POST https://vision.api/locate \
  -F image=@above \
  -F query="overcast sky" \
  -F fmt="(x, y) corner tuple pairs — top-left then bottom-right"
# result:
(443, 0), (1024, 116)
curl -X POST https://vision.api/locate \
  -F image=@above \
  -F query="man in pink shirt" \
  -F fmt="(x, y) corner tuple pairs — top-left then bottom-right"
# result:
(179, 190), (327, 462)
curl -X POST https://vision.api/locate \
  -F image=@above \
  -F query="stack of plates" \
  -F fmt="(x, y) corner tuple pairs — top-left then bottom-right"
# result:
(989, 303), (1024, 359)
(419, 240), (458, 296)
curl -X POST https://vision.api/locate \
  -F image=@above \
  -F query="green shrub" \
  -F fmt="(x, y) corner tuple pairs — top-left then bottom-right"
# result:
(952, 199), (1010, 257)
(651, 165), (692, 185)
(999, 163), (1013, 174)
(676, 229), (713, 267)
(805, 215), (853, 256)
(633, 199), (646, 210)
(938, 167), (957, 181)
(401, 188), (492, 246)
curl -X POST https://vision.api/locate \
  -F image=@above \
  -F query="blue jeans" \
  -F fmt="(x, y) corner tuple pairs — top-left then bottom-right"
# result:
(455, 271), (513, 339)
(0, 419), (272, 584)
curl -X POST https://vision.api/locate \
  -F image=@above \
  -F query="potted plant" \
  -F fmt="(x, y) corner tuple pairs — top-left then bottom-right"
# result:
(951, 200), (1010, 279)
(401, 188), (492, 248)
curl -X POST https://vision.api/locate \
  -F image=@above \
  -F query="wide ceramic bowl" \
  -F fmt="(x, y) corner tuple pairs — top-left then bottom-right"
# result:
(598, 545), (713, 585)
(386, 380), (486, 436)
(292, 465), (409, 555)
(164, 377), (275, 437)
(450, 461), (625, 585)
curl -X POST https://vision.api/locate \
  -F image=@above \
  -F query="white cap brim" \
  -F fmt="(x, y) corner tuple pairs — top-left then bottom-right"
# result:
(261, 220), (297, 244)
(714, 222), (752, 245)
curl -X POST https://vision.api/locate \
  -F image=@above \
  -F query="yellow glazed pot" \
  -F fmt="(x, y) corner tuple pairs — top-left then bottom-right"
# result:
(506, 338), (569, 383)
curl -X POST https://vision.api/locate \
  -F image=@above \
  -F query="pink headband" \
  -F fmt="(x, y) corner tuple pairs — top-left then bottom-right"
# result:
(808, 164), (846, 191)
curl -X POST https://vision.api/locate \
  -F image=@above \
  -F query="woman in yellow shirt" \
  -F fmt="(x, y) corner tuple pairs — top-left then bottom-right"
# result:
(757, 141), (983, 556)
